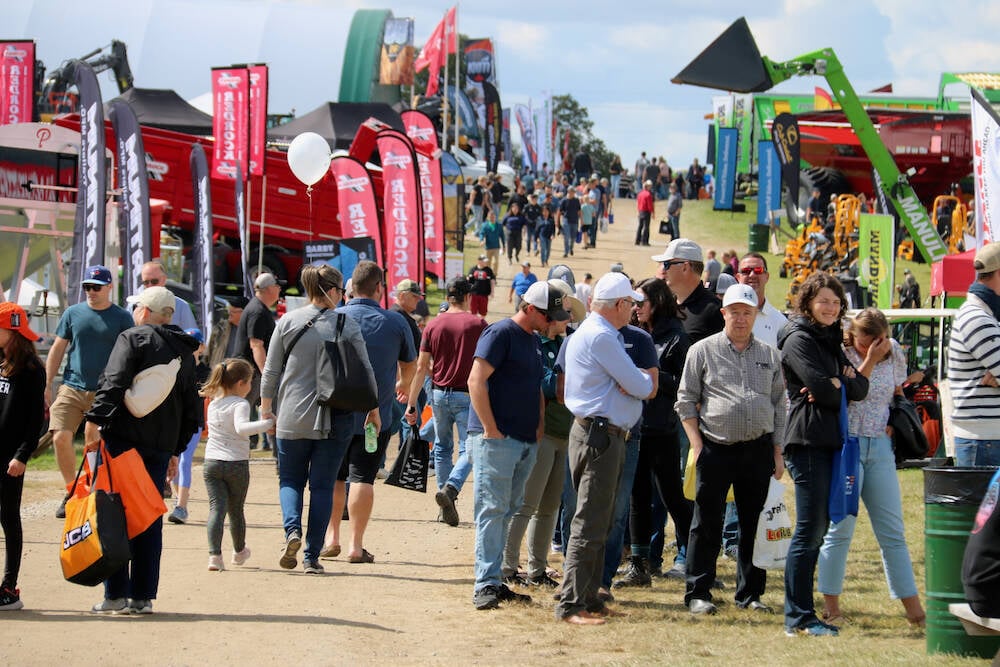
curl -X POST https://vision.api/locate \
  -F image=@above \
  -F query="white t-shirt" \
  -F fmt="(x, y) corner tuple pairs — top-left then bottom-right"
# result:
(753, 300), (788, 349)
(204, 394), (273, 461)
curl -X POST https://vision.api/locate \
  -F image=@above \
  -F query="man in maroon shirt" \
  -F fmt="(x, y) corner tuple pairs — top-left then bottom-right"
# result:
(405, 276), (488, 526)
(635, 180), (655, 247)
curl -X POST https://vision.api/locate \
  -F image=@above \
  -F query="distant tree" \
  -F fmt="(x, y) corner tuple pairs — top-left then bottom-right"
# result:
(552, 94), (615, 175)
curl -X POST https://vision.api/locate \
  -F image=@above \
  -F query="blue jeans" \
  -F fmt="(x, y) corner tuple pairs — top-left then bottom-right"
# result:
(471, 433), (537, 593)
(176, 428), (200, 489)
(539, 235), (551, 266)
(818, 435), (918, 599)
(954, 437), (1000, 467)
(276, 414), (353, 561)
(783, 445), (835, 629)
(601, 428), (641, 588)
(561, 223), (577, 256)
(102, 440), (171, 601)
(431, 388), (472, 492)
(610, 174), (621, 199)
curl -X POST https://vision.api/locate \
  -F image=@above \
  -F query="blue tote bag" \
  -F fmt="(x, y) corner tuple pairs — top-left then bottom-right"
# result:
(829, 383), (861, 524)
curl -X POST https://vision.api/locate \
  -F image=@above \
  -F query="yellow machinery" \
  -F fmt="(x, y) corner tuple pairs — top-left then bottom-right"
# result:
(783, 195), (861, 308)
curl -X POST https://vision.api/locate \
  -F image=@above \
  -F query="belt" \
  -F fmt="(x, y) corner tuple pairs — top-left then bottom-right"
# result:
(433, 384), (468, 393)
(575, 417), (630, 441)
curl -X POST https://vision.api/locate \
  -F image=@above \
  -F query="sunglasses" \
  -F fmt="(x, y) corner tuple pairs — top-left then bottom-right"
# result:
(141, 278), (163, 286)
(83, 284), (104, 292)
(738, 266), (766, 276)
(662, 260), (687, 268)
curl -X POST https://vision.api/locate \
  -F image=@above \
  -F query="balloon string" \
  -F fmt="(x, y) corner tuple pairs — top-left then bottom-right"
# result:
(307, 185), (313, 217)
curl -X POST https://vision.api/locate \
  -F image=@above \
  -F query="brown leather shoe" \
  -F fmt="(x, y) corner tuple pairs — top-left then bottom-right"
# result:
(562, 610), (606, 626)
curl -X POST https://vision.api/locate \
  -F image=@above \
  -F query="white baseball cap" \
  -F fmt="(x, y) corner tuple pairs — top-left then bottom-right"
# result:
(593, 272), (643, 302)
(652, 238), (703, 263)
(722, 284), (758, 309)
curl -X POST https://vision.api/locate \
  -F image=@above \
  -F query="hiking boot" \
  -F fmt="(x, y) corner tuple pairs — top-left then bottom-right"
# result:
(0, 583), (23, 610)
(435, 484), (460, 527)
(232, 546), (251, 566)
(279, 531), (302, 569)
(503, 572), (527, 586)
(613, 555), (652, 588)
(168, 506), (188, 524)
(473, 585), (500, 610)
(303, 559), (324, 575)
(496, 584), (531, 604)
(128, 598), (153, 615)
(91, 597), (128, 614)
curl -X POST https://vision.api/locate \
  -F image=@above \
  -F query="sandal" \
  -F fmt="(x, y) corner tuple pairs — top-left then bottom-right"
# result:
(821, 610), (847, 627)
(319, 545), (341, 559)
(348, 548), (375, 564)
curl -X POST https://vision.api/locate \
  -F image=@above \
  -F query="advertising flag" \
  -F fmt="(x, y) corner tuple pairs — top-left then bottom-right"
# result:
(971, 88), (1000, 246)
(402, 110), (445, 278)
(190, 144), (215, 340)
(377, 132), (424, 295)
(482, 82), (502, 173)
(235, 163), (252, 297)
(714, 128), (738, 211)
(330, 155), (384, 266)
(562, 129), (571, 173)
(0, 41), (34, 125)
(464, 38), (495, 90)
(444, 85), (480, 145)
(442, 6), (457, 54)
(108, 99), (151, 301)
(248, 64), (268, 177)
(514, 105), (536, 172)
(858, 213), (894, 309)
(211, 67), (249, 181)
(439, 151), (464, 251)
(68, 60), (106, 306)
(502, 108), (511, 167)
(415, 8), (454, 97)
(757, 141), (781, 227)
(771, 112), (801, 207)
(380, 18), (414, 86)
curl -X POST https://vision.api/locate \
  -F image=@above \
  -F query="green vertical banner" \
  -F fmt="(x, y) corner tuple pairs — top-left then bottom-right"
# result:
(859, 213), (895, 309)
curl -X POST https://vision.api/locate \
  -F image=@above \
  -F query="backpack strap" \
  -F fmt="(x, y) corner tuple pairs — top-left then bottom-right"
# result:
(280, 308), (327, 372)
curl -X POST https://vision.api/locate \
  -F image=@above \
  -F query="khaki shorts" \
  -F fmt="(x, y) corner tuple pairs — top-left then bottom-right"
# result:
(49, 384), (96, 433)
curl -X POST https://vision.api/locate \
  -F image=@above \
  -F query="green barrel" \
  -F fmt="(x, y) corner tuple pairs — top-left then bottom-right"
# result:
(924, 466), (1000, 658)
(748, 223), (769, 252)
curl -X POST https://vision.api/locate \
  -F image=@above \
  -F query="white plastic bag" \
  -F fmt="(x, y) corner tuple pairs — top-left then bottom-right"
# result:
(752, 477), (791, 570)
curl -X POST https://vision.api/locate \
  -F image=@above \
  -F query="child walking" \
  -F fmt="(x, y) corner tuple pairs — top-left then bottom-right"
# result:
(200, 358), (273, 571)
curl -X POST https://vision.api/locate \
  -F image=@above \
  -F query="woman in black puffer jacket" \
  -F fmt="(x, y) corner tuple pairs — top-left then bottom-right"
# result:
(777, 273), (868, 637)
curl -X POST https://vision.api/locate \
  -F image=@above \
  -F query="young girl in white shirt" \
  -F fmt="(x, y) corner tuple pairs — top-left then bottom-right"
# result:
(200, 358), (273, 571)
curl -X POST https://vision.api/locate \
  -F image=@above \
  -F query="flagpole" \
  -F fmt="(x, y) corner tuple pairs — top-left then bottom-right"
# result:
(442, 34), (450, 150)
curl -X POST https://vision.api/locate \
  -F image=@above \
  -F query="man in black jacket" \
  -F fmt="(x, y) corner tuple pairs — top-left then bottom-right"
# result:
(84, 286), (202, 616)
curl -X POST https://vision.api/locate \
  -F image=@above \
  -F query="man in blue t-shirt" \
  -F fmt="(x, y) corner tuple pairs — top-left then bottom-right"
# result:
(557, 188), (581, 258)
(328, 261), (416, 564)
(508, 261), (538, 310)
(468, 281), (570, 611)
(46, 265), (135, 516)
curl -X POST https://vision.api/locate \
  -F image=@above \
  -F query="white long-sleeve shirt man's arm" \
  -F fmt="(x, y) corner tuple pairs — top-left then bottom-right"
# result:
(592, 330), (653, 399)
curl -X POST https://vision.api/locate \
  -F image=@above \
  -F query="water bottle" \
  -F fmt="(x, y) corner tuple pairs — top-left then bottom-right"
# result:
(364, 423), (377, 453)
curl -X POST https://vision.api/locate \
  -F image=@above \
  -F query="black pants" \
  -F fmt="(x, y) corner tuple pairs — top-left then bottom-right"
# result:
(1, 471), (24, 587)
(635, 212), (650, 245)
(629, 429), (692, 557)
(684, 435), (773, 606)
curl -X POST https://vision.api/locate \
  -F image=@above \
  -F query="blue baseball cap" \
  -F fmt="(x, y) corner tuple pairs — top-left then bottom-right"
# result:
(184, 328), (204, 344)
(82, 265), (113, 285)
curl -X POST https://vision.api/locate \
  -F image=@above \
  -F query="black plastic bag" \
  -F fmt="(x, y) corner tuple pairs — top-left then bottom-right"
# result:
(385, 431), (429, 493)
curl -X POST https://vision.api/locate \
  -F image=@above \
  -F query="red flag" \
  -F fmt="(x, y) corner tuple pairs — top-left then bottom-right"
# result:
(415, 6), (456, 97)
(869, 83), (893, 93)
(248, 64), (268, 177)
(330, 156), (384, 265)
(443, 6), (457, 54)
(402, 110), (445, 279)
(211, 67), (250, 180)
(377, 132), (424, 295)
(0, 42), (34, 125)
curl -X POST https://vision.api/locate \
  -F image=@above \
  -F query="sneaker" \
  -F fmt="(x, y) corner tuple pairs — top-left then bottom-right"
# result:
(232, 547), (251, 566)
(0, 584), (23, 610)
(473, 585), (500, 610)
(526, 573), (560, 588)
(689, 599), (718, 615)
(375, 468), (388, 480)
(303, 559), (324, 575)
(496, 584), (531, 604)
(91, 597), (128, 614)
(55, 494), (68, 519)
(167, 506), (188, 524)
(279, 531), (302, 569)
(435, 484), (460, 527)
(208, 555), (225, 571)
(550, 541), (563, 554)
(502, 572), (527, 587)
(663, 564), (686, 580)
(128, 598), (153, 615)
(785, 621), (839, 637)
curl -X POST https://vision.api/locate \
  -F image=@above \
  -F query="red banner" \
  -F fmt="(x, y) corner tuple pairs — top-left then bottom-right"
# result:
(211, 67), (249, 180)
(330, 156), (383, 266)
(402, 110), (444, 279)
(248, 64), (268, 177)
(0, 41), (34, 126)
(376, 131), (424, 296)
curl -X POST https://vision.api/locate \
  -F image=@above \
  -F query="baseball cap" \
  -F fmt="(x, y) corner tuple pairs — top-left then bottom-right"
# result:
(593, 272), (644, 302)
(715, 273), (737, 294)
(227, 296), (250, 309)
(0, 302), (40, 341)
(547, 264), (576, 290)
(522, 281), (570, 321)
(651, 238), (703, 263)
(81, 265), (113, 285)
(477, 254), (488, 261)
(975, 243), (1000, 273)
(396, 279), (424, 297)
(521, 261), (531, 268)
(127, 286), (175, 316)
(722, 284), (759, 309)
(547, 279), (586, 322)
(254, 272), (282, 289)
(446, 276), (472, 298)
(184, 328), (204, 345)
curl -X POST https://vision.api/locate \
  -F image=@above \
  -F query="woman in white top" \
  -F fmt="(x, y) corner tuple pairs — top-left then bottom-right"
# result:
(199, 358), (273, 571)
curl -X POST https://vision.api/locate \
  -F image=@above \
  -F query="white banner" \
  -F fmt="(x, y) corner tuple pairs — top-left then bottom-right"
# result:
(971, 88), (1000, 247)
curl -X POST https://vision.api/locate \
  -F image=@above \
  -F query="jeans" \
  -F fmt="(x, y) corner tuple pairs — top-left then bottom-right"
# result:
(176, 428), (201, 489)
(539, 235), (551, 266)
(635, 212), (650, 245)
(506, 229), (523, 263)
(203, 459), (251, 555)
(472, 434), (537, 593)
(610, 174), (621, 199)
(102, 440), (171, 601)
(818, 435), (918, 599)
(276, 413), (353, 562)
(783, 444), (835, 629)
(722, 502), (740, 552)
(503, 433), (568, 578)
(601, 427), (641, 588)
(432, 388), (472, 492)
(669, 214), (680, 239)
(561, 222), (577, 256)
(954, 437), (1000, 467)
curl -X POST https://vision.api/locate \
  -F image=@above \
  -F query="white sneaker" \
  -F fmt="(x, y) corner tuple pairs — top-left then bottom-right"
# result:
(208, 555), (225, 571)
(91, 597), (128, 614)
(232, 547), (251, 566)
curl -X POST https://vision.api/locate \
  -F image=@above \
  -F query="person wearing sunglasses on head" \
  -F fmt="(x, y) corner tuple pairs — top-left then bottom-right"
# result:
(46, 265), (135, 519)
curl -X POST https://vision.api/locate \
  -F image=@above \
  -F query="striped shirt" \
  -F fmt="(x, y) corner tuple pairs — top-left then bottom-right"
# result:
(675, 330), (786, 446)
(948, 293), (1000, 438)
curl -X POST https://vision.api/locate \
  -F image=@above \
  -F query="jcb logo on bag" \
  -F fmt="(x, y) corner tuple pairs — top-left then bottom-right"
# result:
(63, 520), (93, 550)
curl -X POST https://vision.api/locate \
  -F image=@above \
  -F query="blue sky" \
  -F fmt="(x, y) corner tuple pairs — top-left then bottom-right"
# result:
(14, 0), (1000, 172)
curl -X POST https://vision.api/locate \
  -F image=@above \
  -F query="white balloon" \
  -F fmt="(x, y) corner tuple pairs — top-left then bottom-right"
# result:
(287, 132), (331, 186)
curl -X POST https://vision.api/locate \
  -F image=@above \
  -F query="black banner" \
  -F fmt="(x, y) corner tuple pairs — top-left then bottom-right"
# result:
(190, 144), (214, 341)
(483, 82), (502, 173)
(108, 99), (151, 301)
(235, 163), (252, 298)
(68, 61), (106, 305)
(771, 112), (801, 208)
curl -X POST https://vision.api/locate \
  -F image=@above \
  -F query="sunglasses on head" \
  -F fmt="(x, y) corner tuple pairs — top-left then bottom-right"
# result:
(738, 266), (766, 275)
(83, 284), (104, 292)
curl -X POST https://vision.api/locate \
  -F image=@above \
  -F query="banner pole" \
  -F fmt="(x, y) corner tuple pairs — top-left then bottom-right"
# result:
(442, 36), (449, 150)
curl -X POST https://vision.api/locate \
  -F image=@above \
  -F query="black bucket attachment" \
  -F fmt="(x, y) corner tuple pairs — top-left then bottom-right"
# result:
(671, 17), (774, 93)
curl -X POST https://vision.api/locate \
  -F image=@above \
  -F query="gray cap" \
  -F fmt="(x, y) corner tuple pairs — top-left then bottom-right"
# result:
(652, 238), (703, 263)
